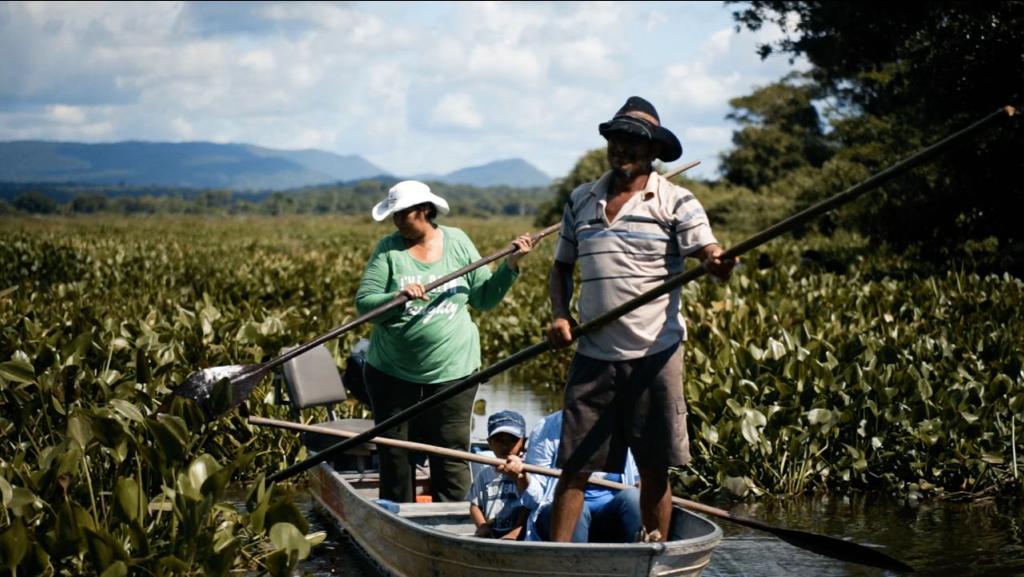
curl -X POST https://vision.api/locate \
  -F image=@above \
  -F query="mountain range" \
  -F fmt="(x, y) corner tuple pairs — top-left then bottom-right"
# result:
(0, 140), (553, 190)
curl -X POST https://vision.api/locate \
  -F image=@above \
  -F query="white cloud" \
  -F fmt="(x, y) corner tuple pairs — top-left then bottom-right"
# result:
(48, 104), (86, 124)
(683, 125), (733, 144)
(240, 49), (275, 72)
(552, 38), (621, 81)
(704, 27), (735, 59)
(431, 93), (484, 130)
(170, 116), (196, 140)
(0, 1), (807, 179)
(466, 44), (546, 87)
(661, 63), (743, 111)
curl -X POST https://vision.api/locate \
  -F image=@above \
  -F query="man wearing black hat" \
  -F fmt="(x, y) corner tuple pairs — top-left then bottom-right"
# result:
(546, 96), (735, 543)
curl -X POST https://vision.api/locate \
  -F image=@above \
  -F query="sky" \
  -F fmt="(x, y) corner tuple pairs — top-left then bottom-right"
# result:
(0, 1), (805, 180)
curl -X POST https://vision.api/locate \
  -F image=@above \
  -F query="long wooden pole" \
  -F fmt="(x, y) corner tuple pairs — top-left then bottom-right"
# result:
(163, 222), (561, 418)
(269, 106), (1015, 485)
(250, 416), (914, 572)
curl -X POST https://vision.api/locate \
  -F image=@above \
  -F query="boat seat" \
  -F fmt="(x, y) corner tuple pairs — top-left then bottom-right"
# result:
(278, 344), (377, 469)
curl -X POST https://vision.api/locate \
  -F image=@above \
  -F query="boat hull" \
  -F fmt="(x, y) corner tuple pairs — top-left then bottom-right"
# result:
(308, 463), (721, 577)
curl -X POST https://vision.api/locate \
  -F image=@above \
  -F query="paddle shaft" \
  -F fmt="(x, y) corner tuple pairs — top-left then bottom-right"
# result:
(251, 417), (913, 572)
(662, 160), (700, 179)
(269, 106), (1014, 485)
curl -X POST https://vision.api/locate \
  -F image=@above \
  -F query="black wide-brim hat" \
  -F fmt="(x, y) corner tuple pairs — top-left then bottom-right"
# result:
(598, 96), (682, 162)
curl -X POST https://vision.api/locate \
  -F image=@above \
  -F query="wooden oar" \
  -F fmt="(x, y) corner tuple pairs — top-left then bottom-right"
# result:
(268, 106), (1016, 486)
(159, 222), (561, 420)
(663, 159), (700, 179)
(249, 416), (914, 572)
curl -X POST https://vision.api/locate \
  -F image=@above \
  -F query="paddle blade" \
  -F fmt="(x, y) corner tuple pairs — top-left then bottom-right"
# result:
(159, 364), (266, 420)
(769, 524), (914, 573)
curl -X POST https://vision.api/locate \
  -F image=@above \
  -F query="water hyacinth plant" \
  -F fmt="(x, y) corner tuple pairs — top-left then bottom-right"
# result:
(677, 238), (1024, 498)
(1, 215), (1021, 575)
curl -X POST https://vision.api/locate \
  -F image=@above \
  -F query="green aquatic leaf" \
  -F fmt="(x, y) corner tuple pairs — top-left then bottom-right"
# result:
(0, 477), (11, 508)
(113, 477), (142, 525)
(187, 454), (222, 496)
(110, 398), (145, 423)
(100, 560), (128, 577)
(264, 501), (309, 534)
(0, 518), (28, 570)
(0, 360), (35, 383)
(807, 408), (833, 425)
(205, 536), (240, 577)
(269, 522), (311, 559)
(264, 548), (293, 577)
(67, 413), (93, 449)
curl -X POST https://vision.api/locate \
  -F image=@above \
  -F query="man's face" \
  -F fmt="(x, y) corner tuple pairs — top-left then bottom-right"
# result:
(607, 133), (658, 178)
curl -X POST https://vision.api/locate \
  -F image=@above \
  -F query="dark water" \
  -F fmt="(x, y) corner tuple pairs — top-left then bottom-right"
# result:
(294, 380), (1024, 577)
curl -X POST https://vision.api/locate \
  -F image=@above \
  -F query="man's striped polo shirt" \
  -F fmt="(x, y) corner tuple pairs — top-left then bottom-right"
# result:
(554, 170), (718, 361)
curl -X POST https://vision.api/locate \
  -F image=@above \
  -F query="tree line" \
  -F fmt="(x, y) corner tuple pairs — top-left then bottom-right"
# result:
(0, 179), (549, 218)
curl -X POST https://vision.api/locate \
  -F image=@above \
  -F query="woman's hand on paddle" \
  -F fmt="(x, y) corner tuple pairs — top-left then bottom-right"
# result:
(547, 316), (576, 348)
(400, 283), (429, 300)
(506, 233), (533, 271)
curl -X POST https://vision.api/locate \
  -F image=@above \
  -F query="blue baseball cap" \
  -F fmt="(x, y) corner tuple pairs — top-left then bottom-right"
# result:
(487, 410), (526, 439)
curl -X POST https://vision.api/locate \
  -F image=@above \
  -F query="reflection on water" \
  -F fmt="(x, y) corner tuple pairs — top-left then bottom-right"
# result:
(469, 373), (564, 443)
(704, 495), (1024, 577)
(296, 378), (1024, 577)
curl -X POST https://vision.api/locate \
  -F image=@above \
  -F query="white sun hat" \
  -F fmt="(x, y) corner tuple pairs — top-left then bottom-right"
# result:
(371, 180), (451, 222)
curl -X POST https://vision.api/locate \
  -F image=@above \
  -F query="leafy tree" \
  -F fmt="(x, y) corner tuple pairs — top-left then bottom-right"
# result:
(535, 148), (610, 226)
(13, 191), (59, 214)
(70, 193), (109, 213)
(721, 75), (832, 190)
(730, 1), (1024, 269)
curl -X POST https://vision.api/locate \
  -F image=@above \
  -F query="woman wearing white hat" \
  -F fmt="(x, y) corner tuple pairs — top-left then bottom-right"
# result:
(356, 180), (533, 503)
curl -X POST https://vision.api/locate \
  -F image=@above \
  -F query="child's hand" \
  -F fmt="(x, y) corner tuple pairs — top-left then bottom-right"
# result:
(474, 523), (494, 538)
(498, 454), (525, 480)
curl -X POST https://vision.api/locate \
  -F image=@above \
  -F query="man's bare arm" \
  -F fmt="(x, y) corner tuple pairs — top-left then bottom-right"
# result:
(695, 243), (737, 280)
(547, 260), (576, 347)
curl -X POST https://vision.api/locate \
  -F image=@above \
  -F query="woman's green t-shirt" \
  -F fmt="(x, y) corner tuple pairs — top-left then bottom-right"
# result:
(355, 225), (519, 384)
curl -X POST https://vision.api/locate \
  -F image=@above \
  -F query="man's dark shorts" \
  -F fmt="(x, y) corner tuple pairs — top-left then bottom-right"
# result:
(557, 343), (690, 474)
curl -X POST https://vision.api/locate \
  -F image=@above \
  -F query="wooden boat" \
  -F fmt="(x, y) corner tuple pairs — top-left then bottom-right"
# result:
(307, 462), (722, 577)
(268, 344), (721, 575)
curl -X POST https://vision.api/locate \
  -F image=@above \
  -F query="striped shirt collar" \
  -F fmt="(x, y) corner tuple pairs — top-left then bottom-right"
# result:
(588, 170), (660, 204)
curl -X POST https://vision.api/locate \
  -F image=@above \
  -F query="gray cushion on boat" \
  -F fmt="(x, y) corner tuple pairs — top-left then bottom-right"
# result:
(281, 345), (348, 409)
(279, 344), (377, 459)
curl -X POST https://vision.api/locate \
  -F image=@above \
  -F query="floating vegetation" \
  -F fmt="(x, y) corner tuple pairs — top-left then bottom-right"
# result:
(1, 215), (1021, 575)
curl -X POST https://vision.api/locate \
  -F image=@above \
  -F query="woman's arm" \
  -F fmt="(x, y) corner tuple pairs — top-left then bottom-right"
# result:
(355, 242), (402, 320)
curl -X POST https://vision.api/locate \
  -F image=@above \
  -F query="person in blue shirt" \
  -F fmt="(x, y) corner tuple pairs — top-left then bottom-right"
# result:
(502, 410), (642, 542)
(466, 411), (530, 539)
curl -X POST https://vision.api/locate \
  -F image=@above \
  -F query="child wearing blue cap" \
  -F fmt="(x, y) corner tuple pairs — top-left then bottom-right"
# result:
(466, 410), (529, 539)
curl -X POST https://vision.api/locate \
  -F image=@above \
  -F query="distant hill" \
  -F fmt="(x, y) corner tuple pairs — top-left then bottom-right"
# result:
(437, 158), (551, 188)
(0, 141), (552, 191)
(0, 141), (388, 191)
